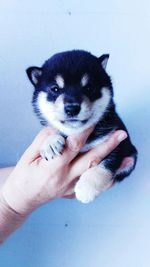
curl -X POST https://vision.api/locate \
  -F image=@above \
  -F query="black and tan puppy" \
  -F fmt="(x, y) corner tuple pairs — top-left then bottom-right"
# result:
(26, 50), (137, 203)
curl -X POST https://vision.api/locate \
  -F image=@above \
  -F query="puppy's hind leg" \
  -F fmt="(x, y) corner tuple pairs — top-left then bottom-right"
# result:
(74, 164), (113, 204)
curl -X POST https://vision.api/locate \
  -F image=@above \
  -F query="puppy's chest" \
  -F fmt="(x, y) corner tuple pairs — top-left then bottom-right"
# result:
(80, 133), (112, 153)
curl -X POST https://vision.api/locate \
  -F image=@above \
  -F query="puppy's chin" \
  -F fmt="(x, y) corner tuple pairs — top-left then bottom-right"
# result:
(48, 116), (95, 135)
(60, 119), (88, 128)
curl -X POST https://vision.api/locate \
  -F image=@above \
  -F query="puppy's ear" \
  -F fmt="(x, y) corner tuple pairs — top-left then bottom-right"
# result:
(99, 54), (109, 69)
(26, 67), (42, 86)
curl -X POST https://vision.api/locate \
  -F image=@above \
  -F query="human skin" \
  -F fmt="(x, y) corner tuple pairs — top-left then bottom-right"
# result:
(0, 127), (127, 243)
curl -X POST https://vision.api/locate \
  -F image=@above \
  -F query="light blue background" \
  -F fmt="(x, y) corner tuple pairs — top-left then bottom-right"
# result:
(0, 1), (150, 266)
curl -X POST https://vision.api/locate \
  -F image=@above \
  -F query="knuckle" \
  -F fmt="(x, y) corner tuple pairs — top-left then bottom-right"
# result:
(40, 127), (57, 139)
(88, 156), (101, 168)
(41, 128), (53, 137)
(69, 139), (83, 152)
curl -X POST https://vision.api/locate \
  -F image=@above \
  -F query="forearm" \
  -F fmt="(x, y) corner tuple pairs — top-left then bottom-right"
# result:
(0, 167), (27, 244)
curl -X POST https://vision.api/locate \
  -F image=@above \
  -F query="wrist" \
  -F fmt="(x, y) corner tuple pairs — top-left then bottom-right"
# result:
(0, 192), (27, 220)
(0, 192), (28, 244)
(0, 165), (38, 216)
(1, 180), (36, 216)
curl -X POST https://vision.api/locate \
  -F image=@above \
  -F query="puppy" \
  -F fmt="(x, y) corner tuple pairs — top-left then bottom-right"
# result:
(26, 50), (137, 203)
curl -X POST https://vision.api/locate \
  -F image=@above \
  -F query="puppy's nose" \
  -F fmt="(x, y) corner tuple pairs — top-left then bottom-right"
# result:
(64, 104), (80, 117)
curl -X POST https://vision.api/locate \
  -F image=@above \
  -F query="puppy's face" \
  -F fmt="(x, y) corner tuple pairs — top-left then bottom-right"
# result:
(26, 50), (113, 135)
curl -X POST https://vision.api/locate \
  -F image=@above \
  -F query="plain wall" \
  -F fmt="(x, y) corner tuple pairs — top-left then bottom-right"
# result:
(0, 1), (150, 267)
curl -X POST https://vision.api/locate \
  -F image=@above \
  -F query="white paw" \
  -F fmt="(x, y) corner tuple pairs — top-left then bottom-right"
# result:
(74, 166), (113, 204)
(74, 176), (99, 204)
(40, 134), (65, 160)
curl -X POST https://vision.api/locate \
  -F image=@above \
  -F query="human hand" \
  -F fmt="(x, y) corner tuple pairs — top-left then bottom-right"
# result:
(1, 128), (127, 216)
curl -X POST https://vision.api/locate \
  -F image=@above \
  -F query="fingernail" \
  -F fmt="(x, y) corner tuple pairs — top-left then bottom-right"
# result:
(117, 132), (127, 142)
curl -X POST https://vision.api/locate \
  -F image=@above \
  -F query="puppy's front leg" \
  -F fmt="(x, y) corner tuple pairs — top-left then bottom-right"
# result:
(74, 164), (113, 204)
(40, 134), (66, 161)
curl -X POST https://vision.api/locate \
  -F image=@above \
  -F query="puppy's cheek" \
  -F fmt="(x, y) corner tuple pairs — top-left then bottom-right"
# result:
(37, 92), (66, 125)
(54, 94), (65, 115)
(80, 96), (92, 117)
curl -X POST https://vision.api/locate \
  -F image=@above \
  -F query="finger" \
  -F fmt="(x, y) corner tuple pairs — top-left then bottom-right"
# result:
(59, 126), (95, 164)
(39, 126), (95, 168)
(22, 127), (56, 163)
(68, 130), (127, 179)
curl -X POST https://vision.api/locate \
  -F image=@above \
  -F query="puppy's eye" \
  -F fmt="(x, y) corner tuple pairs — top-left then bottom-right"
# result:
(50, 85), (60, 93)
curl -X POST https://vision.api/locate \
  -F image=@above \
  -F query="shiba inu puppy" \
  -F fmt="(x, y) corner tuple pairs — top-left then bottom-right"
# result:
(26, 50), (137, 203)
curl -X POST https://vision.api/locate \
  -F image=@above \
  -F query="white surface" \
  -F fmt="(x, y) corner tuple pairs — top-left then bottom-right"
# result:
(0, 1), (150, 266)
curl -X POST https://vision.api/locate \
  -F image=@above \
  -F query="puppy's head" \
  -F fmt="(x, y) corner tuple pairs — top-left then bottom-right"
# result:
(26, 50), (113, 135)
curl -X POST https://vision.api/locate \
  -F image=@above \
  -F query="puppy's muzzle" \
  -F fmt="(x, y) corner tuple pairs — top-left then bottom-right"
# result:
(64, 103), (80, 117)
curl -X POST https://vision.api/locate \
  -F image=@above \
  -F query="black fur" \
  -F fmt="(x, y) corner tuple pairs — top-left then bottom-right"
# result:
(88, 109), (137, 181)
(26, 50), (137, 183)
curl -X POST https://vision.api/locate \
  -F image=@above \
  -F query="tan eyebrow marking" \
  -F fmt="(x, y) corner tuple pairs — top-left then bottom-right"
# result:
(81, 73), (89, 87)
(55, 74), (65, 88)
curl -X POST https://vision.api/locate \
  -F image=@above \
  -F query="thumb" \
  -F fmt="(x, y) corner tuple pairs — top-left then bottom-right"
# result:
(21, 128), (56, 163)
